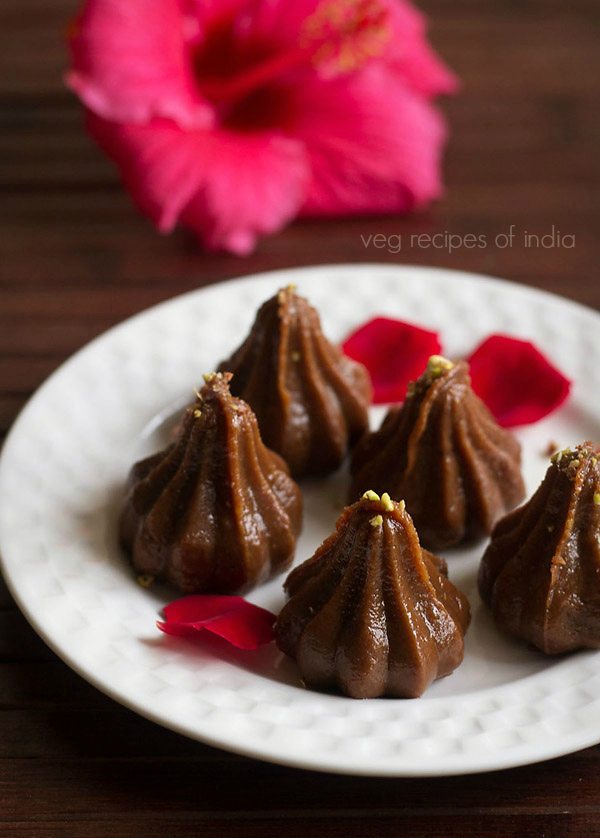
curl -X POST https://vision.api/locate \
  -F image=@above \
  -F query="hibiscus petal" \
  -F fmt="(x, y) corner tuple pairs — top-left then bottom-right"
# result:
(86, 114), (309, 253)
(468, 334), (572, 427)
(242, 0), (320, 46)
(66, 0), (210, 128)
(243, 0), (457, 101)
(381, 0), (459, 97)
(179, 133), (310, 255)
(342, 317), (442, 404)
(87, 115), (204, 232)
(293, 64), (449, 216)
(157, 595), (276, 650)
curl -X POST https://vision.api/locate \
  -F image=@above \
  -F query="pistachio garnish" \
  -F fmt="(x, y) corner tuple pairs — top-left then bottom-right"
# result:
(380, 492), (393, 511)
(362, 490), (380, 502)
(426, 355), (454, 379)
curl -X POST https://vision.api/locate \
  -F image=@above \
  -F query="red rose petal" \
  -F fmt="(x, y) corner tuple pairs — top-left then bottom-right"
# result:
(157, 595), (276, 650)
(342, 317), (442, 404)
(468, 334), (571, 427)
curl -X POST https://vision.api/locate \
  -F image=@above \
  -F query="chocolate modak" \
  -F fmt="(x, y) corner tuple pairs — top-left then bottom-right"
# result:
(478, 442), (600, 654)
(275, 491), (470, 698)
(120, 372), (303, 594)
(350, 356), (525, 550)
(217, 285), (371, 478)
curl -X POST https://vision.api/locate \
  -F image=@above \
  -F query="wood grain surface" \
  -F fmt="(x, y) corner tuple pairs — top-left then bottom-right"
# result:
(1, 1), (599, 835)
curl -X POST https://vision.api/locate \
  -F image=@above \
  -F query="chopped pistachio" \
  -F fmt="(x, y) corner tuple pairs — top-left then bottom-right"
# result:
(136, 574), (154, 588)
(426, 355), (454, 380)
(594, 493), (600, 506)
(278, 283), (297, 303)
(193, 408), (202, 418)
(362, 490), (380, 502)
(428, 354), (453, 368)
(397, 499), (406, 513)
(369, 514), (383, 528)
(380, 492), (393, 511)
(551, 447), (580, 469)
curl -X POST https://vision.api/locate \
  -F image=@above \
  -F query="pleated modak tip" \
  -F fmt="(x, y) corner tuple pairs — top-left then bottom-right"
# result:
(217, 285), (372, 478)
(350, 357), (525, 550)
(119, 372), (303, 594)
(275, 491), (470, 699)
(478, 442), (600, 654)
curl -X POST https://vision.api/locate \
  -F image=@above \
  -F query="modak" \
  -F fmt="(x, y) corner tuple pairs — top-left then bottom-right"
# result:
(218, 285), (371, 478)
(479, 442), (600, 654)
(350, 356), (525, 550)
(120, 372), (303, 593)
(275, 491), (470, 698)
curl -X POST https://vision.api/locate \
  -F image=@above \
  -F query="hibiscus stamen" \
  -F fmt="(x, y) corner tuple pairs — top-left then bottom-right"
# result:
(302, 0), (391, 77)
(198, 0), (390, 104)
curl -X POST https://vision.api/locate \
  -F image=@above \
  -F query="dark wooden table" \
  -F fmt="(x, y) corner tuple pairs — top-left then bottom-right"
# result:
(1, 1), (599, 835)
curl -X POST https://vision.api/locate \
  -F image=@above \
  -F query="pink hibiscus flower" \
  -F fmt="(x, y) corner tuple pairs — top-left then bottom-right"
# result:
(67, 0), (457, 255)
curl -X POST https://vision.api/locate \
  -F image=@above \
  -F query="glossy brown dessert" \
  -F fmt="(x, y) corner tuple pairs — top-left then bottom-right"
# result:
(478, 442), (600, 654)
(119, 372), (303, 593)
(350, 356), (526, 550)
(275, 491), (470, 698)
(217, 285), (371, 478)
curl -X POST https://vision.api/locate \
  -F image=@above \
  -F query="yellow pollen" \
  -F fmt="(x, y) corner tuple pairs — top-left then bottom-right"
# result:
(594, 493), (600, 506)
(193, 409), (202, 418)
(302, 0), (391, 77)
(369, 514), (383, 527)
(362, 490), (380, 502)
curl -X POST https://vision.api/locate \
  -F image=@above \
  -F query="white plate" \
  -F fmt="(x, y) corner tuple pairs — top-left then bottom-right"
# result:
(1, 264), (600, 776)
